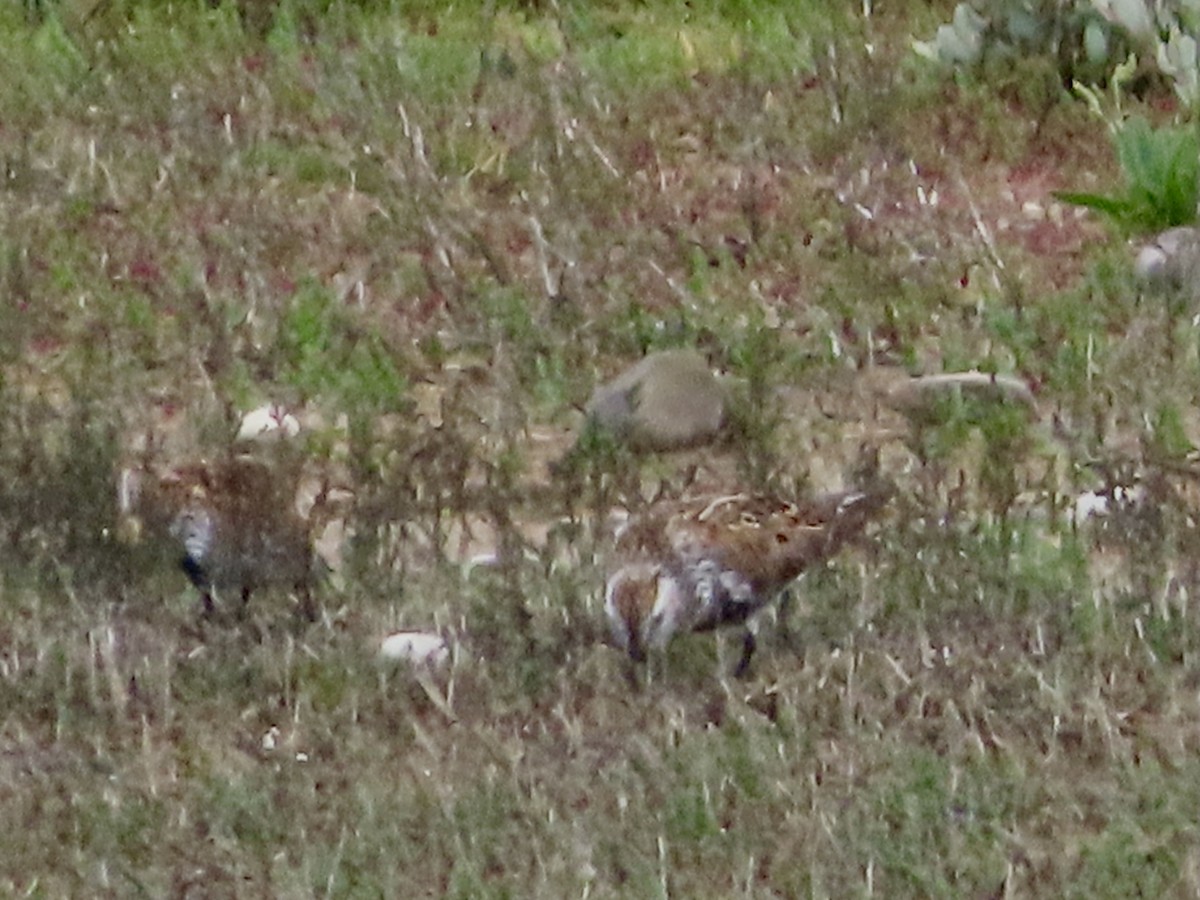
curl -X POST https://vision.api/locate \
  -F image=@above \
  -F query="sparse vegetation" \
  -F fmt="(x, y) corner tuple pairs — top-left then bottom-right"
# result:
(1058, 114), (1200, 232)
(5, 0), (1200, 896)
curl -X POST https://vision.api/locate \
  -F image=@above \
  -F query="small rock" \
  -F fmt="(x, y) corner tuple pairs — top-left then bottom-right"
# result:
(1067, 484), (1147, 526)
(237, 404), (301, 442)
(862, 367), (1037, 419)
(1071, 491), (1110, 523)
(1134, 226), (1200, 295)
(380, 631), (450, 668)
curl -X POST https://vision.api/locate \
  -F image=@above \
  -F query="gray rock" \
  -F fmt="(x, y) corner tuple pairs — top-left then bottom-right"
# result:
(1135, 226), (1200, 298)
(584, 349), (726, 451)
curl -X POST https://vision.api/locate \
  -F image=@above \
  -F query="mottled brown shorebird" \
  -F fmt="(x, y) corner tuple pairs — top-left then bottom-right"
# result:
(605, 483), (891, 679)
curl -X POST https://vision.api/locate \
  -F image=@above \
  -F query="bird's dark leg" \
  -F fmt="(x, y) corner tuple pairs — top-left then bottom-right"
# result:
(231, 586), (253, 623)
(624, 658), (644, 692)
(622, 629), (647, 691)
(776, 588), (794, 644)
(627, 629), (646, 665)
(181, 557), (216, 618)
(297, 585), (318, 624)
(237, 587), (269, 644)
(733, 628), (757, 678)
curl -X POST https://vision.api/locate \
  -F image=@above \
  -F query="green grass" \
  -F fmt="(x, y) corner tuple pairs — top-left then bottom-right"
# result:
(4, 0), (1200, 896)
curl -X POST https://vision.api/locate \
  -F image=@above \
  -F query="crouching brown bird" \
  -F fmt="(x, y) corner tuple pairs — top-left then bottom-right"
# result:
(124, 455), (328, 621)
(604, 482), (892, 680)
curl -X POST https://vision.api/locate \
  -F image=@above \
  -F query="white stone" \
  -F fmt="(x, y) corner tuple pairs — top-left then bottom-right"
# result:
(1071, 491), (1110, 522)
(236, 404), (301, 442)
(380, 631), (450, 668)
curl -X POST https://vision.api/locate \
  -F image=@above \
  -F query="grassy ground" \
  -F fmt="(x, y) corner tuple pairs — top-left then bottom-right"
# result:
(5, 0), (1200, 896)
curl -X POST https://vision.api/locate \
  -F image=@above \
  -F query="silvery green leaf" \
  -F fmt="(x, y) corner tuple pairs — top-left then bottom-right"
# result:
(948, 3), (987, 62)
(1099, 0), (1156, 41)
(1171, 29), (1198, 70)
(1084, 19), (1110, 64)
(1007, 8), (1040, 44)
(952, 2), (988, 40)
(935, 25), (981, 64)
(1158, 28), (1200, 107)
(913, 3), (984, 65)
(914, 9), (985, 66)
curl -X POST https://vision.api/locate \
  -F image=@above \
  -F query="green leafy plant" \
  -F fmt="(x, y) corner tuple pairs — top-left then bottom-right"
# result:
(1055, 115), (1200, 231)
